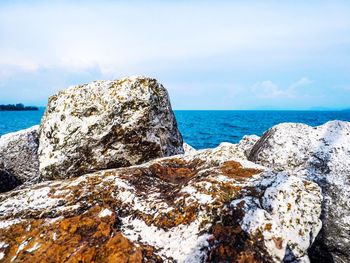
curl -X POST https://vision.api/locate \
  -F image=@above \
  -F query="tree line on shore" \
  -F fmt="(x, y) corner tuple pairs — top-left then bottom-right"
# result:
(0, 103), (38, 111)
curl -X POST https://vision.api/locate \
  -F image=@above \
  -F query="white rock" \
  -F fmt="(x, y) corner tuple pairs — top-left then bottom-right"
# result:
(262, 173), (322, 260)
(183, 142), (196, 154)
(232, 173), (322, 262)
(98, 208), (113, 218)
(39, 76), (184, 180)
(233, 196), (286, 262)
(249, 120), (350, 262)
(237, 134), (260, 157)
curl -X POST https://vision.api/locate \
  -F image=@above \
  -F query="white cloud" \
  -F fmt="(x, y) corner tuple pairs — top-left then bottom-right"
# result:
(289, 77), (313, 91)
(0, 1), (349, 76)
(0, 1), (349, 108)
(252, 77), (312, 99)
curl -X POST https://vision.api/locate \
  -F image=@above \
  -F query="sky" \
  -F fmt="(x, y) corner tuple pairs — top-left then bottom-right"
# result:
(0, 0), (350, 110)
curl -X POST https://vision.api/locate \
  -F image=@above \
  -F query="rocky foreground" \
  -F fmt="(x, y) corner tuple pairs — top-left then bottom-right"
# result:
(0, 76), (349, 263)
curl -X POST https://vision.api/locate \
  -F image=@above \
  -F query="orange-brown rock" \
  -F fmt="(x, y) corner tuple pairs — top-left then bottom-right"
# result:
(0, 205), (160, 263)
(0, 143), (322, 262)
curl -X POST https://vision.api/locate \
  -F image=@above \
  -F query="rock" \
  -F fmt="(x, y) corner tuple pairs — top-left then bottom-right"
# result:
(237, 134), (260, 157)
(231, 173), (322, 263)
(261, 173), (322, 261)
(0, 144), (321, 262)
(249, 120), (350, 262)
(183, 142), (196, 154)
(0, 126), (39, 191)
(39, 76), (184, 180)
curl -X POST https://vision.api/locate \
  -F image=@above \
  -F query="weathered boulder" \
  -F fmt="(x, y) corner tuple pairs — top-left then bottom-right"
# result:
(0, 126), (39, 191)
(39, 76), (184, 180)
(249, 120), (350, 263)
(0, 143), (322, 262)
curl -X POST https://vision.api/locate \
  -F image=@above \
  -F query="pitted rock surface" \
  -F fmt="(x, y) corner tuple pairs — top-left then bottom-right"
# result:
(183, 142), (196, 154)
(39, 76), (183, 180)
(237, 134), (260, 157)
(0, 126), (39, 191)
(0, 144), (322, 262)
(249, 120), (350, 263)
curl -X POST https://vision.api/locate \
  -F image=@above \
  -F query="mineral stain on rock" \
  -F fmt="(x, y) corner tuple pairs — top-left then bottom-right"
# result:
(0, 206), (161, 263)
(220, 161), (262, 179)
(207, 206), (274, 263)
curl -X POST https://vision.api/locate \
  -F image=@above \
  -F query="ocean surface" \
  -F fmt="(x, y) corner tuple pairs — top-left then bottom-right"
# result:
(1, 109), (350, 149)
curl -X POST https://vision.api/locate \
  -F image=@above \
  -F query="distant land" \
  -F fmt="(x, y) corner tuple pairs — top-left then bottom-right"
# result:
(248, 106), (350, 111)
(0, 104), (39, 111)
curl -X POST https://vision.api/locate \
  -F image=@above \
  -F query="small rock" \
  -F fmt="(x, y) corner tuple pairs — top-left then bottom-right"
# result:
(0, 125), (39, 191)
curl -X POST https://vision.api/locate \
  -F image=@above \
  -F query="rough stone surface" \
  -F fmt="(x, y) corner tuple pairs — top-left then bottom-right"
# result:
(0, 126), (39, 191)
(238, 134), (261, 157)
(249, 120), (350, 263)
(39, 76), (184, 180)
(231, 173), (322, 263)
(183, 142), (196, 154)
(0, 144), (322, 262)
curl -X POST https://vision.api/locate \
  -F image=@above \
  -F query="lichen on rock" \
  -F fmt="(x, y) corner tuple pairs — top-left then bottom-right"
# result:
(39, 76), (184, 180)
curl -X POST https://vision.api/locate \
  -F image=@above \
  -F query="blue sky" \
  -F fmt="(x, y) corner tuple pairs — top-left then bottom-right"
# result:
(0, 1), (349, 110)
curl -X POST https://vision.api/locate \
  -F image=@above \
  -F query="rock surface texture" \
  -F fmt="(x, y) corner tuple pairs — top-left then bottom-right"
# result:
(1, 76), (348, 262)
(249, 121), (350, 263)
(0, 143), (322, 262)
(39, 76), (183, 180)
(183, 142), (196, 154)
(0, 126), (39, 192)
(237, 134), (261, 157)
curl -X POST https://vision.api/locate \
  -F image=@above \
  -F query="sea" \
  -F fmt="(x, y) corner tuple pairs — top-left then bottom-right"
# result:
(1, 109), (350, 149)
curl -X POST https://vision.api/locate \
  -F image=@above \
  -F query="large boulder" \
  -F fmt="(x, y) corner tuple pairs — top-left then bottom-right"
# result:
(249, 120), (350, 263)
(0, 126), (39, 191)
(39, 76), (184, 180)
(0, 143), (322, 262)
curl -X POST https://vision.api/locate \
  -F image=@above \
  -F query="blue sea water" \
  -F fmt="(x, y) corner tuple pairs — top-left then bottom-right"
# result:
(1, 109), (350, 149)
(0, 108), (46, 136)
(176, 110), (350, 149)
